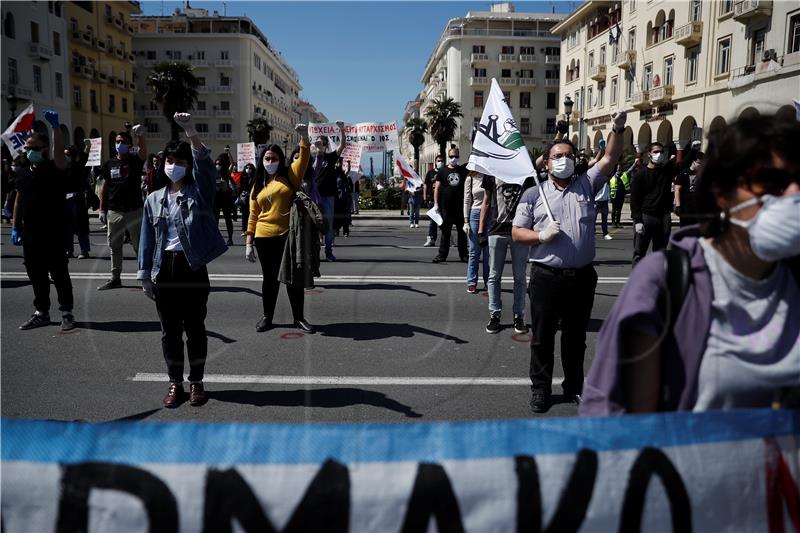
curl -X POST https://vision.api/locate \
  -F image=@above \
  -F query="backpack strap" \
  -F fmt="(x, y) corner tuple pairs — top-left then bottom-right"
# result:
(659, 248), (691, 338)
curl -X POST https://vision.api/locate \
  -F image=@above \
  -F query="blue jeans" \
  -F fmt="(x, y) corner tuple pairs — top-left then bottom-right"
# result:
(488, 234), (529, 317)
(408, 192), (421, 224)
(319, 195), (335, 256)
(594, 201), (609, 235)
(467, 208), (489, 287)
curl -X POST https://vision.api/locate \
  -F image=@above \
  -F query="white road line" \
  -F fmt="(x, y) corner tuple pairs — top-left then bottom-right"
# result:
(131, 373), (561, 386)
(1, 272), (629, 284)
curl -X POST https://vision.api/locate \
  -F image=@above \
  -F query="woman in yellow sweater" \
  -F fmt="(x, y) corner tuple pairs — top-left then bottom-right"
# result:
(245, 124), (313, 333)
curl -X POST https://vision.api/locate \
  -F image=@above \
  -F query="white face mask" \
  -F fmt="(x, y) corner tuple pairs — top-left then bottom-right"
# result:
(550, 157), (575, 180)
(164, 162), (186, 183)
(650, 152), (664, 165)
(448, 157), (459, 166)
(747, 194), (800, 262)
(264, 161), (279, 175)
(436, 161), (444, 169)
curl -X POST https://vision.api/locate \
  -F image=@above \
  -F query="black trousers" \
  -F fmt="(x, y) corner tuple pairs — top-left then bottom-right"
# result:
(611, 196), (625, 226)
(214, 191), (234, 240)
(154, 251), (210, 383)
(528, 263), (597, 395)
(23, 235), (73, 313)
(632, 212), (671, 266)
(254, 235), (304, 321)
(436, 217), (468, 261)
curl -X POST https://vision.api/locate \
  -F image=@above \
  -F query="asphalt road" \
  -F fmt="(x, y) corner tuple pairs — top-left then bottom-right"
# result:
(1, 214), (635, 424)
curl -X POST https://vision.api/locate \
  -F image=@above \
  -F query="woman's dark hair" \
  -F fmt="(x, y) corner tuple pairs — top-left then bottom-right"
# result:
(151, 140), (194, 191)
(696, 114), (800, 237)
(252, 144), (288, 197)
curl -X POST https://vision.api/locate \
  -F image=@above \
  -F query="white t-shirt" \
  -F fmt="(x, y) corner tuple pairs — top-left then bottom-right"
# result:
(164, 190), (183, 252)
(693, 238), (800, 411)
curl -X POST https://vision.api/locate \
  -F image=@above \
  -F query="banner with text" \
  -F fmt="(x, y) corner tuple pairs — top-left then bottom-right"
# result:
(309, 122), (399, 176)
(1, 104), (35, 158)
(2, 410), (798, 532)
(85, 138), (102, 167)
(237, 142), (257, 170)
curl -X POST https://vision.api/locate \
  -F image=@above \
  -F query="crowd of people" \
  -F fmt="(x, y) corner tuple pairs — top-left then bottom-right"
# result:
(3, 108), (797, 413)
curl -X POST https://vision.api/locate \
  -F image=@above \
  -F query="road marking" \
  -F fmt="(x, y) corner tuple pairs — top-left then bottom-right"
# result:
(131, 373), (562, 386)
(1, 272), (628, 284)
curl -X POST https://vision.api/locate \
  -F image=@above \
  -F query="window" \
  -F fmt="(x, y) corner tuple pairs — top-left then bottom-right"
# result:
(610, 77), (618, 104)
(545, 69), (559, 79)
(546, 118), (556, 133)
(717, 37), (731, 75)
(588, 52), (595, 68)
(146, 50), (156, 60)
(611, 42), (618, 64)
(628, 29), (636, 51)
(122, 97), (127, 113)
(720, 0), (733, 15)
(501, 45), (514, 54)
(196, 123), (208, 133)
(254, 53), (261, 69)
(7, 57), (18, 85)
(547, 92), (557, 109)
(73, 86), (81, 108)
(218, 123), (232, 133)
(197, 100), (206, 111)
(53, 32), (61, 55)
(520, 46), (534, 55)
(219, 75), (230, 86)
(789, 14), (800, 54)
(33, 65), (42, 93)
(644, 63), (653, 89)
(520, 92), (531, 108)
(108, 94), (115, 113)
(197, 76), (206, 86)
(600, 45), (606, 65)
(30, 22), (39, 43)
(664, 56), (674, 85)
(90, 90), (97, 112)
(104, 4), (112, 16)
(501, 68), (512, 77)
(472, 45), (485, 53)
(220, 100), (230, 110)
(55, 72), (63, 98)
(520, 118), (530, 135)
(54, 2), (61, 16)
(587, 87), (593, 109)
(146, 123), (159, 134)
(502, 91), (511, 103)
(220, 51), (229, 60)
(626, 77), (633, 99)
(4, 12), (15, 39)
(687, 47), (699, 82)
(598, 84), (605, 107)
(575, 91), (580, 111)
(196, 51), (205, 60)
(474, 68), (486, 77)
(690, 0), (702, 22)
(520, 69), (535, 78)
(752, 28), (767, 64)
(474, 91), (484, 107)
(630, 0), (636, 13)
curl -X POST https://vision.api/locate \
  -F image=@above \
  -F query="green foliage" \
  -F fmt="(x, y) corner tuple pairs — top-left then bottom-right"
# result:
(359, 186), (402, 209)
(247, 116), (272, 145)
(424, 96), (463, 159)
(146, 62), (200, 141)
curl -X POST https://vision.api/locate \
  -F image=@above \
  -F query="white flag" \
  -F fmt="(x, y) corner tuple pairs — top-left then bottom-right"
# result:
(467, 79), (534, 185)
(395, 154), (423, 192)
(2, 104), (35, 158)
(793, 99), (800, 122)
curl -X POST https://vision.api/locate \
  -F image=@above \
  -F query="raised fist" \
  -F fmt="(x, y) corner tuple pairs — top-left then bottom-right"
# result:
(611, 110), (627, 128)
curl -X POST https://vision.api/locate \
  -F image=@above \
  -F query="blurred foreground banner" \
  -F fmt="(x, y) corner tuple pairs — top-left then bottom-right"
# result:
(2, 410), (798, 532)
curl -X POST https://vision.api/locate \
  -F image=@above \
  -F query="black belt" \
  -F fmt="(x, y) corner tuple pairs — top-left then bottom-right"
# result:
(532, 262), (591, 277)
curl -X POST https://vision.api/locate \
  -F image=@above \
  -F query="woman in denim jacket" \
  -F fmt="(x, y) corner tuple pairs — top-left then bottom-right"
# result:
(137, 112), (228, 408)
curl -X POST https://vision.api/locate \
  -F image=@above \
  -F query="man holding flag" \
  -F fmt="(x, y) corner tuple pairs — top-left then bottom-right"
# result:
(396, 155), (423, 228)
(512, 110), (628, 414)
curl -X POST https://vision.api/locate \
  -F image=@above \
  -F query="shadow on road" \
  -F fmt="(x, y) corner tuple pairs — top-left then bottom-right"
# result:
(317, 322), (467, 344)
(317, 283), (435, 297)
(208, 388), (422, 418)
(211, 286), (262, 298)
(104, 408), (162, 423)
(77, 320), (236, 343)
(1, 279), (31, 288)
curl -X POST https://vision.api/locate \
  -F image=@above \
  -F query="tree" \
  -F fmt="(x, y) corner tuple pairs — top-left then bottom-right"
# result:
(405, 118), (428, 170)
(247, 116), (272, 146)
(146, 62), (200, 141)
(424, 96), (463, 160)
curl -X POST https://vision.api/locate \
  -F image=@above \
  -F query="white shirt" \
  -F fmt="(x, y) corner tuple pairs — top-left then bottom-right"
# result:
(164, 190), (183, 252)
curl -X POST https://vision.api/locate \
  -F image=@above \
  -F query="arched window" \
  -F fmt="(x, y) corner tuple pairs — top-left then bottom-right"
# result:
(3, 12), (15, 39)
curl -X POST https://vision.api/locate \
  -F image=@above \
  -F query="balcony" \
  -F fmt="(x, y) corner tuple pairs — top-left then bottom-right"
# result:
(519, 78), (537, 87)
(733, 0), (772, 21)
(214, 59), (233, 67)
(114, 18), (124, 30)
(144, 110), (161, 118)
(127, 53), (135, 63)
(1, 83), (34, 99)
(81, 32), (94, 46)
(115, 47), (124, 59)
(196, 85), (209, 93)
(190, 59), (208, 67)
(193, 109), (209, 118)
(470, 76), (489, 86)
(499, 77), (517, 86)
(116, 78), (125, 88)
(631, 91), (651, 110)
(97, 40), (107, 52)
(470, 53), (489, 62)
(28, 43), (54, 60)
(214, 85), (233, 94)
(590, 64), (607, 81)
(649, 85), (674, 105)
(215, 109), (233, 117)
(128, 82), (136, 91)
(545, 55), (561, 64)
(544, 78), (560, 87)
(197, 132), (210, 140)
(615, 50), (636, 70)
(675, 21), (703, 47)
(519, 54), (537, 63)
(216, 132), (234, 140)
(499, 54), (517, 63)
(98, 72), (108, 81)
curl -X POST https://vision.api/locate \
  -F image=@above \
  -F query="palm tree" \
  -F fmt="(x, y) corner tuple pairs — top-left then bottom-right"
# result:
(246, 116), (272, 146)
(146, 62), (200, 141)
(424, 96), (463, 160)
(405, 118), (427, 170)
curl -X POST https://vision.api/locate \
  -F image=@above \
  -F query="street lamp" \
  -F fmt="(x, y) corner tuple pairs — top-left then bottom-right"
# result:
(283, 135), (289, 154)
(563, 95), (574, 123)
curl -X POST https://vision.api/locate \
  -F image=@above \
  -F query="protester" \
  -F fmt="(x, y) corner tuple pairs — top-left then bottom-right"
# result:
(142, 152), (161, 199)
(138, 113), (228, 408)
(432, 146), (468, 263)
(246, 124), (314, 334)
(673, 152), (704, 227)
(594, 179), (612, 241)
(334, 158), (353, 237)
(213, 157), (236, 246)
(408, 166), (422, 228)
(610, 160), (635, 228)
(512, 110), (628, 413)
(313, 121), (346, 261)
(63, 144), (92, 259)
(97, 127), (147, 290)
(463, 171), (489, 293)
(12, 112), (75, 331)
(423, 157), (442, 247)
(630, 140), (700, 265)
(292, 147), (321, 207)
(235, 162), (256, 236)
(581, 115), (800, 415)
(480, 175), (532, 334)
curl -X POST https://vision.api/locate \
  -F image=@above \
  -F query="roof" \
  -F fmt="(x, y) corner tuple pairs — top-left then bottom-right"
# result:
(551, 1), (610, 35)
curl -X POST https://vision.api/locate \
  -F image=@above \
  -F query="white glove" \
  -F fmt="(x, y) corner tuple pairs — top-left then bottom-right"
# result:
(173, 112), (197, 138)
(99, 211), (107, 225)
(538, 221), (561, 243)
(141, 279), (155, 301)
(611, 110), (627, 129)
(635, 222), (645, 234)
(245, 244), (257, 263)
(691, 140), (701, 149)
(130, 123), (144, 138)
(462, 223), (470, 235)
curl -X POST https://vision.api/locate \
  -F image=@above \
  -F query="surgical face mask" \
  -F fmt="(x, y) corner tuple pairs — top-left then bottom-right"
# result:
(650, 152), (664, 165)
(747, 194), (800, 262)
(436, 161), (444, 169)
(550, 157), (575, 180)
(726, 195), (766, 230)
(264, 161), (279, 175)
(448, 157), (459, 166)
(115, 143), (129, 155)
(164, 162), (186, 183)
(26, 149), (45, 165)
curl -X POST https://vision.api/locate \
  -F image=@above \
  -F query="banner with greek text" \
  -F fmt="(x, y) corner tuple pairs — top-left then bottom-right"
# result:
(85, 138), (102, 167)
(1, 104), (35, 158)
(237, 142), (257, 170)
(2, 410), (798, 532)
(309, 122), (399, 174)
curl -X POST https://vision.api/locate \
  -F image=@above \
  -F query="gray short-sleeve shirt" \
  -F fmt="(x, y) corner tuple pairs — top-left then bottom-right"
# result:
(512, 166), (608, 268)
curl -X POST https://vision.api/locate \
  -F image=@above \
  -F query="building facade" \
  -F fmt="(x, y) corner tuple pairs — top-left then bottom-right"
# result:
(552, 0), (800, 156)
(297, 99), (328, 127)
(131, 6), (303, 158)
(1, 1), (72, 143)
(63, 0), (141, 155)
(415, 3), (565, 172)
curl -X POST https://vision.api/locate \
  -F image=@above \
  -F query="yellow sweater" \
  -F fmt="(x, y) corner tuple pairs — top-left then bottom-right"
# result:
(247, 143), (310, 238)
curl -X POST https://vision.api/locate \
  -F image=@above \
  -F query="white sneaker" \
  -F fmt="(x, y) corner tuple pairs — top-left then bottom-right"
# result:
(423, 237), (435, 247)
(414, 223), (419, 228)
(410, 224), (414, 228)
(604, 234), (613, 240)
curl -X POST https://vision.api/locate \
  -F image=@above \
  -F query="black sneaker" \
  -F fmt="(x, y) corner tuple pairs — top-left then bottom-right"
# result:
(61, 313), (76, 331)
(529, 391), (551, 413)
(256, 316), (272, 332)
(19, 313), (50, 330)
(485, 315), (501, 334)
(97, 278), (122, 291)
(432, 256), (445, 264)
(513, 316), (528, 334)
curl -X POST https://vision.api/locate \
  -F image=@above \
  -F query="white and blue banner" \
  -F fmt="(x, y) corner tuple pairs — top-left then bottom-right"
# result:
(2, 410), (798, 532)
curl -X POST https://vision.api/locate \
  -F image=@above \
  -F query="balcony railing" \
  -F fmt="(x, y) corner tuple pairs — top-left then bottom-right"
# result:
(214, 85), (233, 94)
(590, 64), (607, 81)
(193, 110), (209, 117)
(196, 85), (209, 93)
(470, 53), (488, 62)
(675, 21), (703, 47)
(1, 83), (34, 98)
(632, 91), (651, 110)
(544, 79), (560, 87)
(28, 43), (54, 60)
(216, 132), (234, 140)
(545, 55), (561, 64)
(190, 59), (208, 67)
(649, 85), (674, 104)
(215, 109), (233, 117)
(197, 132), (210, 140)
(470, 76), (489, 86)
(499, 77), (517, 85)
(499, 54), (517, 62)
(733, 0), (772, 21)
(214, 59), (233, 67)
(519, 54), (537, 63)
(615, 50), (636, 70)
(144, 110), (161, 118)
(519, 78), (537, 87)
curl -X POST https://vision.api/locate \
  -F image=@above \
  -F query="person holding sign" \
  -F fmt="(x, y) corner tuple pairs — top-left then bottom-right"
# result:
(137, 113), (228, 408)
(512, 110), (628, 414)
(313, 120), (346, 262)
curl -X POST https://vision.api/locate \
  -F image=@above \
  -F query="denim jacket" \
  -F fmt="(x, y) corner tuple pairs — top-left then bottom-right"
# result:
(137, 144), (228, 282)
